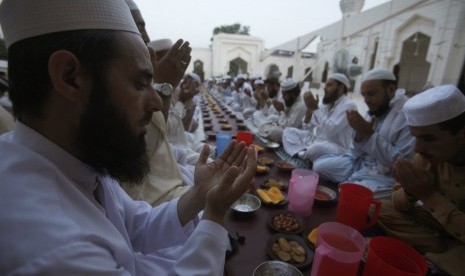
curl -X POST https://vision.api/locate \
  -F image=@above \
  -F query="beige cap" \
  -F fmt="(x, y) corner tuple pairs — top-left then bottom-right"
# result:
(329, 73), (350, 88)
(148, 39), (173, 52)
(404, 85), (465, 126)
(0, 0), (140, 48)
(362, 68), (396, 82)
(281, 79), (298, 92)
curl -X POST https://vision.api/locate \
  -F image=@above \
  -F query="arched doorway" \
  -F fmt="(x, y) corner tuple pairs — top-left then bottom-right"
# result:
(397, 32), (431, 94)
(229, 57), (247, 77)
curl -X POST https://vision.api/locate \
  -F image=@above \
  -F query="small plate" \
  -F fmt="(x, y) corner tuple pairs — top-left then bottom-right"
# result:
(253, 144), (264, 153)
(268, 212), (304, 234)
(207, 131), (216, 139)
(237, 123), (247, 130)
(203, 124), (213, 131)
(231, 193), (261, 213)
(221, 124), (233, 130)
(314, 186), (338, 207)
(276, 161), (295, 173)
(253, 260), (303, 276)
(267, 234), (314, 268)
(261, 178), (288, 190)
(218, 119), (228, 124)
(264, 142), (280, 149)
(258, 157), (274, 166)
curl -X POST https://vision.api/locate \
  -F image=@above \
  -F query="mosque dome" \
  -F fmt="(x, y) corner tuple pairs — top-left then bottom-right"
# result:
(340, 0), (365, 16)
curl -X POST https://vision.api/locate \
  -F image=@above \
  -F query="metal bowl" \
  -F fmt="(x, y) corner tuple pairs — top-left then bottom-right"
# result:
(253, 260), (303, 276)
(231, 193), (261, 213)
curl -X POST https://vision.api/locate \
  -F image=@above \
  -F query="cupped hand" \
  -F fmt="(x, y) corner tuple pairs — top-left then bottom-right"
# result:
(202, 144), (257, 224)
(346, 110), (375, 141)
(393, 158), (436, 200)
(303, 91), (319, 111)
(151, 39), (191, 87)
(272, 99), (284, 112)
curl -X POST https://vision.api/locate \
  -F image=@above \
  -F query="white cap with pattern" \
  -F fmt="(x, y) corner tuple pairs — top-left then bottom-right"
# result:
(281, 79), (298, 92)
(329, 73), (350, 88)
(362, 68), (396, 82)
(0, 0), (140, 48)
(404, 85), (465, 126)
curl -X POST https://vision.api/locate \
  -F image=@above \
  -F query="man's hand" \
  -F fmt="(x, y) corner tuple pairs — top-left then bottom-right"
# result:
(188, 141), (256, 225)
(243, 88), (252, 97)
(303, 91), (319, 111)
(346, 110), (375, 142)
(272, 99), (284, 112)
(393, 158), (436, 201)
(152, 39), (191, 87)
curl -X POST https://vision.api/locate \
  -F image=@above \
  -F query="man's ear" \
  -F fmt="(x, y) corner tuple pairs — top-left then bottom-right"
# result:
(387, 83), (397, 98)
(48, 50), (87, 104)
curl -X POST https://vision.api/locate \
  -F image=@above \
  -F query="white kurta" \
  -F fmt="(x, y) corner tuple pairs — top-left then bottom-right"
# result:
(0, 122), (228, 275)
(259, 96), (307, 143)
(313, 89), (415, 198)
(282, 95), (357, 160)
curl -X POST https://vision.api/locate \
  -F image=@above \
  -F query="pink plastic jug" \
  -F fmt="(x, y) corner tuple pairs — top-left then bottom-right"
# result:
(310, 222), (366, 276)
(288, 169), (318, 217)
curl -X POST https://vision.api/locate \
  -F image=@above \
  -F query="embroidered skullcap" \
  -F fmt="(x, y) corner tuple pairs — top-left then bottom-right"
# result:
(404, 85), (465, 126)
(329, 73), (350, 88)
(124, 0), (139, 10)
(250, 74), (261, 81)
(362, 68), (396, 82)
(236, 74), (246, 80)
(254, 79), (265, 85)
(0, 0), (140, 49)
(187, 72), (201, 84)
(148, 39), (173, 52)
(281, 79), (298, 92)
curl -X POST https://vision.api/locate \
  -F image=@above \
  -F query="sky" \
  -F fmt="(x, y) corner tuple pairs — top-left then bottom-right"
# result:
(136, 0), (391, 49)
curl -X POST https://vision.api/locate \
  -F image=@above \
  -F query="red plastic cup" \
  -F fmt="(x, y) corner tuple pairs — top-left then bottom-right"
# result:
(336, 183), (381, 232)
(236, 131), (254, 146)
(362, 237), (428, 276)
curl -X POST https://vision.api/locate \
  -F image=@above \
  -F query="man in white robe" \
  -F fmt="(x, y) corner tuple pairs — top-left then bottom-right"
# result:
(313, 69), (415, 198)
(282, 73), (357, 161)
(259, 79), (307, 143)
(253, 73), (281, 126)
(0, 1), (256, 275)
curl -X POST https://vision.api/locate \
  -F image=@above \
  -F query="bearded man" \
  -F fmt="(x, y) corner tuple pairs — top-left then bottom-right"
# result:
(0, 0), (256, 274)
(282, 73), (357, 162)
(313, 69), (414, 198)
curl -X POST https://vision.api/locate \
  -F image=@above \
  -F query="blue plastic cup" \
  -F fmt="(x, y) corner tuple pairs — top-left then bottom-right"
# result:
(216, 131), (232, 158)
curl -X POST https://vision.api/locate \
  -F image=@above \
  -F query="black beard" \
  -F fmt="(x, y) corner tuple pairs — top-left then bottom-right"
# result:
(368, 102), (390, 117)
(322, 91), (339, 105)
(77, 77), (150, 184)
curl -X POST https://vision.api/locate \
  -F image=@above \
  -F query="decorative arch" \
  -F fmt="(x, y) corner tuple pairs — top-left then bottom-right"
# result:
(229, 57), (247, 77)
(193, 60), (204, 81)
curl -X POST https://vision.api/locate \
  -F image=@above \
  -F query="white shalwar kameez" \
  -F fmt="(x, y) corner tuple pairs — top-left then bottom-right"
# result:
(0, 122), (228, 275)
(259, 96), (307, 143)
(282, 95), (357, 161)
(312, 90), (415, 199)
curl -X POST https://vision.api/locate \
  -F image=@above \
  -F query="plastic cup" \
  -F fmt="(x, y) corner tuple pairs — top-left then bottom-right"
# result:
(336, 183), (381, 231)
(362, 237), (428, 276)
(236, 131), (254, 146)
(216, 131), (232, 158)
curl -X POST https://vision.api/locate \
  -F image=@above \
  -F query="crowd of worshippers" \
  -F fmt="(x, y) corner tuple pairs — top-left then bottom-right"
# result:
(0, 0), (464, 275)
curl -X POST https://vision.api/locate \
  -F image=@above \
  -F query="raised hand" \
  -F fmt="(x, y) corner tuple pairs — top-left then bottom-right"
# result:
(189, 141), (256, 225)
(151, 39), (191, 87)
(178, 79), (198, 104)
(303, 91), (319, 111)
(272, 99), (284, 112)
(346, 110), (375, 141)
(393, 158), (436, 201)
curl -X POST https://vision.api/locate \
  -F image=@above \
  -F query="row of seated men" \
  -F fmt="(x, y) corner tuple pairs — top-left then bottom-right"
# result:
(206, 69), (465, 275)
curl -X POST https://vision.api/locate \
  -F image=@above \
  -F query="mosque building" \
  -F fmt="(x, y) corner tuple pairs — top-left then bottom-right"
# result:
(189, 0), (465, 94)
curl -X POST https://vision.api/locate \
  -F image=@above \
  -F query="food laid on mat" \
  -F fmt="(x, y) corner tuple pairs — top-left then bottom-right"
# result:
(262, 178), (287, 190)
(256, 187), (285, 205)
(272, 237), (306, 264)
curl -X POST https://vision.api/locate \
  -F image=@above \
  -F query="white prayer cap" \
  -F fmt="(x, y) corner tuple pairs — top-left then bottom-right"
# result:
(124, 0), (140, 10)
(254, 79), (265, 86)
(329, 73), (350, 88)
(362, 68), (396, 82)
(148, 39), (173, 52)
(187, 72), (201, 84)
(281, 79), (298, 92)
(0, 0), (140, 49)
(236, 74), (246, 80)
(250, 74), (261, 81)
(404, 85), (465, 126)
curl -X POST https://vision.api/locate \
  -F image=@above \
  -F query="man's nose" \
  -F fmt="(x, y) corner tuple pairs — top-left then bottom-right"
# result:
(147, 85), (163, 113)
